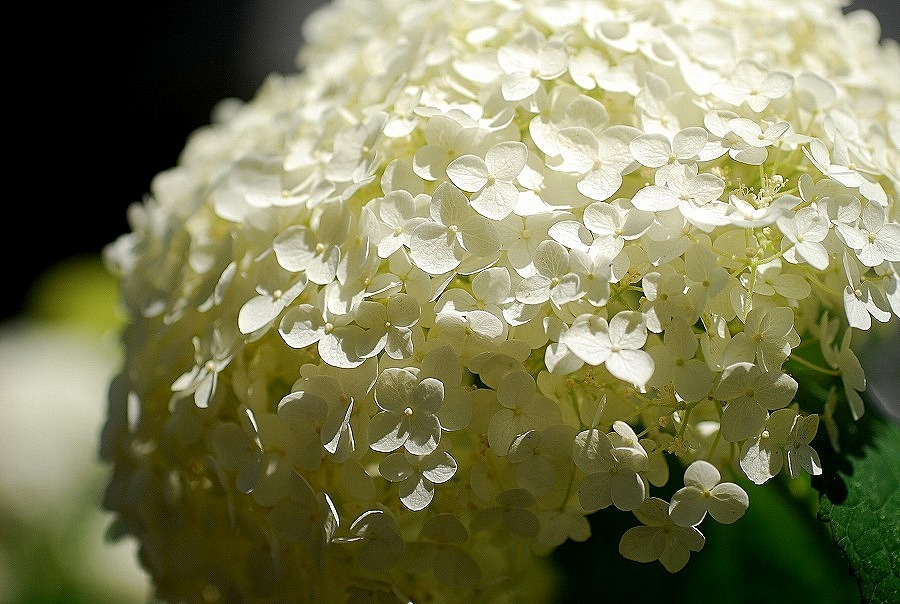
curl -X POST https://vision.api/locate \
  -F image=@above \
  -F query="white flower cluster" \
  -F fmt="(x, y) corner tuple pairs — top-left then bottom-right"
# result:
(101, 0), (899, 601)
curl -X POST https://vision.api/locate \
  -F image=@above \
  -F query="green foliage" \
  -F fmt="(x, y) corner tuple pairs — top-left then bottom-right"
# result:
(818, 413), (900, 604)
(24, 254), (122, 334)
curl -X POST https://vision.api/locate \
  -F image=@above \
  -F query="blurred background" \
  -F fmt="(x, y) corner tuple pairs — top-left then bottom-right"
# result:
(2, 1), (897, 602)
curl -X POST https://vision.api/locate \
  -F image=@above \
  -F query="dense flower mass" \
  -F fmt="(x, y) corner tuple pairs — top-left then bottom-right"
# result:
(101, 0), (899, 601)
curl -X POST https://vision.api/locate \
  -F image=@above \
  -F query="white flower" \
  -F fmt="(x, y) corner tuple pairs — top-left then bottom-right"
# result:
(725, 193), (795, 228)
(710, 60), (793, 113)
(739, 259), (811, 302)
(715, 362), (798, 442)
(785, 413), (823, 480)
(499, 210), (566, 277)
(326, 113), (387, 183)
(730, 118), (790, 148)
(648, 318), (712, 403)
(842, 251), (892, 330)
(574, 422), (649, 512)
(273, 200), (350, 285)
(640, 266), (701, 332)
(236, 259), (308, 335)
(683, 243), (729, 304)
(368, 368), (444, 456)
(337, 509), (404, 572)
(700, 110), (768, 166)
(580, 199), (653, 259)
(836, 329), (867, 420)
(409, 182), (500, 275)
(447, 141), (527, 220)
(295, 360), (378, 454)
(630, 128), (707, 174)
(566, 248), (612, 307)
(278, 298), (365, 368)
(412, 111), (478, 182)
(374, 190), (427, 258)
(554, 125), (640, 202)
(514, 240), (580, 307)
(619, 497), (705, 573)
(279, 390), (350, 469)
(726, 306), (800, 372)
(804, 136), (867, 189)
(488, 370), (561, 455)
(839, 202), (900, 267)
(170, 327), (237, 409)
(568, 47), (640, 95)
(669, 461), (749, 527)
(409, 183), (500, 275)
(419, 345), (473, 431)
(739, 407), (797, 485)
(508, 424), (577, 497)
(497, 28), (568, 102)
(631, 164), (728, 228)
(777, 206), (831, 270)
(529, 88), (609, 157)
(432, 309), (507, 359)
(379, 449), (457, 511)
(354, 294), (420, 360)
(561, 311), (654, 389)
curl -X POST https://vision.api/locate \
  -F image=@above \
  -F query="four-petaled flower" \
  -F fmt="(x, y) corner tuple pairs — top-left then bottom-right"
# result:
(379, 448), (458, 511)
(619, 497), (705, 573)
(668, 460), (749, 527)
(447, 141), (528, 220)
(561, 310), (654, 389)
(715, 362), (798, 442)
(409, 182), (501, 275)
(369, 367), (445, 456)
(574, 422), (650, 512)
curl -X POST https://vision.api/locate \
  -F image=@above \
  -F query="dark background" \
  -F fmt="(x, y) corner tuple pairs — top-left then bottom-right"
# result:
(9, 0), (898, 323)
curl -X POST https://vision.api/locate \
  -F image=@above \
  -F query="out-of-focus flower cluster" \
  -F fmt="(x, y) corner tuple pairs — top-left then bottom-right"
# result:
(101, 0), (899, 601)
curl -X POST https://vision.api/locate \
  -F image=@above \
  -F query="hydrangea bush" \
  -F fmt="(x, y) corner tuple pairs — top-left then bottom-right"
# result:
(101, 0), (899, 601)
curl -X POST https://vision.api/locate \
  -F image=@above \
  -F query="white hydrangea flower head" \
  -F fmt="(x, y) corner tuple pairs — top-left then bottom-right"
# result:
(101, 0), (899, 600)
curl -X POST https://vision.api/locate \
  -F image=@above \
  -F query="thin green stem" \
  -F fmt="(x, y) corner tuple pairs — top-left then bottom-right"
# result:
(789, 354), (840, 376)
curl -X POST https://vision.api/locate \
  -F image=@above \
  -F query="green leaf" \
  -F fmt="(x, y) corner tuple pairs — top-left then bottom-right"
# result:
(818, 415), (900, 604)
